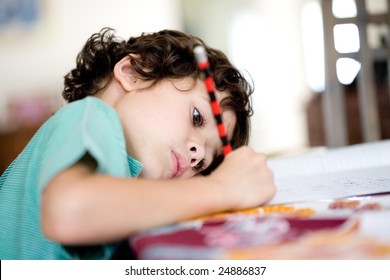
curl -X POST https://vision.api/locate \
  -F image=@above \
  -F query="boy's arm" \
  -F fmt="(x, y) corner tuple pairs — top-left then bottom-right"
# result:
(41, 146), (275, 245)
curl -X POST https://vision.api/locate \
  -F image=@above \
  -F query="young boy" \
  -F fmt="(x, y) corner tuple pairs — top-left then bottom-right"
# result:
(0, 28), (275, 259)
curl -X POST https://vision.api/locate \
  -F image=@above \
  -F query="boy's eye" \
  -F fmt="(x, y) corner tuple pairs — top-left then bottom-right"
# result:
(192, 108), (205, 127)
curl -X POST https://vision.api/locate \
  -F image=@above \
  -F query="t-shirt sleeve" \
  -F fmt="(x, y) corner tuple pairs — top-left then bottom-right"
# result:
(37, 98), (131, 260)
(38, 97), (130, 194)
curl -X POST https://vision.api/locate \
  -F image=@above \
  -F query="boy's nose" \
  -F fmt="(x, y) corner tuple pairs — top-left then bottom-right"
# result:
(188, 142), (205, 168)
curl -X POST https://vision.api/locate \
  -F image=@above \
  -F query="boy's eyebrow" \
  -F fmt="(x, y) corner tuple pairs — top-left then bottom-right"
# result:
(200, 93), (212, 102)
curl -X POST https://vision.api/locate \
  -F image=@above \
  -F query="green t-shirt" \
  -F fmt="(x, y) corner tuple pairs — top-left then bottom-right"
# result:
(0, 97), (142, 259)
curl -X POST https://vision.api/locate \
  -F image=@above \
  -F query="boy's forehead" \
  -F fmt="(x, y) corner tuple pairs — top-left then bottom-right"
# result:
(196, 81), (229, 102)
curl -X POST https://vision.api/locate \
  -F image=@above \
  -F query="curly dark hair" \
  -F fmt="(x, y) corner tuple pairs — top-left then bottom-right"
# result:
(63, 28), (253, 173)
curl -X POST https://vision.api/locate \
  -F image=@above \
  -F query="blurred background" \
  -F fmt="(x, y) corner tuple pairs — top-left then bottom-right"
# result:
(0, 0), (389, 174)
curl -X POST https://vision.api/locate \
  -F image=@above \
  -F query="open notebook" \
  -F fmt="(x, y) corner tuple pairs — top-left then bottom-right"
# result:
(267, 140), (390, 205)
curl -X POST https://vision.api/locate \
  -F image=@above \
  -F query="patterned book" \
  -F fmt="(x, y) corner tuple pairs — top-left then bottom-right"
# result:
(130, 192), (390, 259)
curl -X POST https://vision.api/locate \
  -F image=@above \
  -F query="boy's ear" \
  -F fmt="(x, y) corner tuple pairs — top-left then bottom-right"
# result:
(113, 56), (136, 91)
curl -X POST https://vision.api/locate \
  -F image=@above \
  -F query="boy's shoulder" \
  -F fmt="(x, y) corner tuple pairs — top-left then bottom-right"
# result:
(59, 96), (105, 111)
(54, 97), (113, 119)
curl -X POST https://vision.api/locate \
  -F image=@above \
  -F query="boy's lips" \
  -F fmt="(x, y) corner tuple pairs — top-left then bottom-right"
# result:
(171, 151), (188, 177)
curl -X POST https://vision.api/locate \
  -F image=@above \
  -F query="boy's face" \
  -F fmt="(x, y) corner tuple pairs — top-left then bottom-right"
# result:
(114, 77), (236, 179)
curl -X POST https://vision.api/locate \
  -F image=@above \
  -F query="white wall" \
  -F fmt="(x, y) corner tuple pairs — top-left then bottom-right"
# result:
(0, 0), (183, 125)
(246, 0), (311, 155)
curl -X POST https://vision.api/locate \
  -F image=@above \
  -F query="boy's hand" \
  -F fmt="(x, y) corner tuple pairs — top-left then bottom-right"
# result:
(210, 146), (276, 210)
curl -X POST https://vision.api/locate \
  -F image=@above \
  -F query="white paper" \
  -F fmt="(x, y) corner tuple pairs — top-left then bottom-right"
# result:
(268, 140), (390, 177)
(267, 140), (390, 205)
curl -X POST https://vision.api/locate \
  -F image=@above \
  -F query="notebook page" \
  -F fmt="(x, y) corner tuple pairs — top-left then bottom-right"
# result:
(268, 140), (390, 178)
(268, 165), (390, 205)
(267, 140), (390, 205)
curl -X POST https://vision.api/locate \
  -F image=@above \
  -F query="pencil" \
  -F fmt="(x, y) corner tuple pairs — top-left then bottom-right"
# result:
(193, 45), (232, 156)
